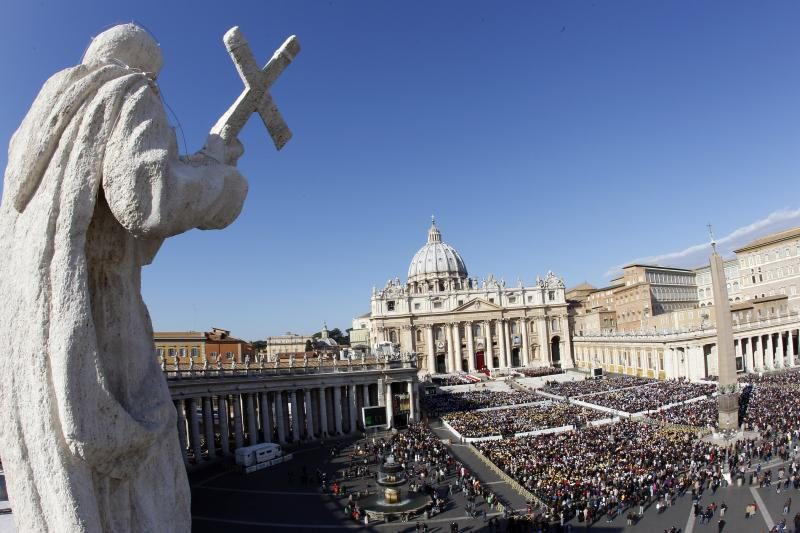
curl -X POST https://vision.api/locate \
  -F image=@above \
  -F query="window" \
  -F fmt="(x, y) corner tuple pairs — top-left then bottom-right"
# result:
(527, 295), (533, 303)
(414, 302), (421, 310)
(548, 290), (555, 301)
(508, 296), (516, 304)
(179, 348), (187, 357)
(226, 352), (234, 360)
(387, 301), (395, 311)
(156, 348), (164, 357)
(488, 298), (495, 303)
(191, 347), (199, 358)
(416, 330), (422, 342)
(458, 300), (463, 306)
(433, 301), (442, 309)
(167, 348), (176, 357)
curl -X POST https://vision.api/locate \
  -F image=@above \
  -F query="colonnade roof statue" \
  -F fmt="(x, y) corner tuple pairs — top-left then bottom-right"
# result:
(0, 23), (299, 532)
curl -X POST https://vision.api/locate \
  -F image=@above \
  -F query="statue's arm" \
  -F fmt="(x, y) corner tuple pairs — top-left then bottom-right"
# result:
(102, 80), (248, 239)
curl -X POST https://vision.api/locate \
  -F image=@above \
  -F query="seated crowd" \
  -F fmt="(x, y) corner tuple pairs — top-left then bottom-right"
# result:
(431, 374), (474, 386)
(651, 398), (718, 428)
(444, 402), (607, 438)
(580, 380), (715, 414)
(475, 421), (723, 523)
(422, 390), (542, 417)
(739, 368), (800, 388)
(517, 367), (565, 378)
(539, 375), (654, 398)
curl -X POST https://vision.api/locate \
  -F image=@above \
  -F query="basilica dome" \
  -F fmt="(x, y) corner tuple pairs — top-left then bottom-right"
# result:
(407, 219), (468, 284)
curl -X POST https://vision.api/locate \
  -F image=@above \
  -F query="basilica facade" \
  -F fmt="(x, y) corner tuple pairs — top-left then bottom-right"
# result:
(363, 220), (573, 374)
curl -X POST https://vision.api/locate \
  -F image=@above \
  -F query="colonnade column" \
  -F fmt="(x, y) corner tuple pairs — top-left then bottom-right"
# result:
(348, 384), (358, 434)
(445, 324), (455, 373)
(218, 395), (230, 455)
(289, 390), (301, 441)
(233, 395), (244, 449)
(777, 333), (785, 369)
(203, 396), (216, 459)
(466, 321), (476, 372)
(407, 380), (417, 422)
(318, 386), (329, 437)
(483, 320), (500, 370)
(189, 398), (203, 463)
(766, 335), (774, 370)
(175, 400), (188, 465)
(790, 331), (797, 367)
(745, 338), (755, 372)
(333, 386), (343, 434)
(362, 383), (371, 407)
(260, 392), (273, 444)
(385, 381), (393, 428)
(246, 393), (258, 445)
(521, 318), (529, 367)
(303, 389), (314, 439)
(495, 320), (505, 369)
(503, 320), (512, 367)
(734, 340), (743, 373)
(275, 392), (287, 444)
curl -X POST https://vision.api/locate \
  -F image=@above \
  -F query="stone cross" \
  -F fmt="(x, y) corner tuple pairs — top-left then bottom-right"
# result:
(211, 27), (300, 150)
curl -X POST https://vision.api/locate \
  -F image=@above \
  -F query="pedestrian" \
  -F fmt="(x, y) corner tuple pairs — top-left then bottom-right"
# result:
(717, 518), (725, 532)
(784, 497), (792, 515)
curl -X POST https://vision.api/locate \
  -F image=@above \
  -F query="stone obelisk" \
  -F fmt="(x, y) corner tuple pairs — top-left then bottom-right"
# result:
(709, 233), (739, 431)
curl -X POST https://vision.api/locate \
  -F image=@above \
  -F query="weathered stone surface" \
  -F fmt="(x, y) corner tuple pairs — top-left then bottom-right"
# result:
(0, 24), (247, 532)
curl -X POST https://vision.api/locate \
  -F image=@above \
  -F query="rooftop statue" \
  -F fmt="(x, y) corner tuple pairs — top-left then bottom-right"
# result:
(0, 23), (299, 532)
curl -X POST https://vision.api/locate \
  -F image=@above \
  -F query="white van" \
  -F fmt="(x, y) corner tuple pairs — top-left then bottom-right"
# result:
(235, 442), (285, 468)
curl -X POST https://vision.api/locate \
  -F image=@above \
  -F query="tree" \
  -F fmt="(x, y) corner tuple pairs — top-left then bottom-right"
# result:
(304, 339), (313, 352)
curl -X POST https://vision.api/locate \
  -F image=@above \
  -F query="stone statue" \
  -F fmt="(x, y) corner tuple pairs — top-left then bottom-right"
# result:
(0, 23), (289, 531)
(160, 354), (166, 372)
(303, 353), (309, 367)
(289, 354), (296, 367)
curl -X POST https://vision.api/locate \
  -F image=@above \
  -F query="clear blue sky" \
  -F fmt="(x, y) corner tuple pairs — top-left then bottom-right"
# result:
(2, 1), (800, 340)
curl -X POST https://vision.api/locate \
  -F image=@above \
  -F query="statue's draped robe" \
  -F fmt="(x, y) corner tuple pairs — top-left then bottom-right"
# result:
(0, 63), (246, 532)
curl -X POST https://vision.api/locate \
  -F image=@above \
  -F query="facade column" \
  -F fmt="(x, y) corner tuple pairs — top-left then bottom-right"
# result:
(218, 395), (230, 455)
(260, 392), (273, 443)
(246, 393), (258, 445)
(483, 320), (500, 370)
(289, 390), (301, 441)
(537, 318), (550, 364)
(333, 386), (343, 434)
(790, 330), (797, 367)
(777, 332), (785, 369)
(385, 381), (394, 428)
(445, 323), (455, 372)
(175, 400), (189, 465)
(503, 320), (513, 366)
(521, 318), (529, 367)
(453, 322), (463, 372)
(304, 388), (315, 439)
(275, 391), (287, 444)
(203, 396), (216, 459)
(189, 398), (203, 463)
(318, 386), (329, 436)
(407, 380), (417, 422)
(425, 326), (436, 374)
(466, 320), (476, 371)
(495, 320), (506, 369)
(233, 394), (244, 449)
(349, 384), (358, 434)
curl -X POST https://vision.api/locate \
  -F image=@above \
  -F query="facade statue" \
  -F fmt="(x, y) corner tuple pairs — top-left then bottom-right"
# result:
(0, 23), (254, 532)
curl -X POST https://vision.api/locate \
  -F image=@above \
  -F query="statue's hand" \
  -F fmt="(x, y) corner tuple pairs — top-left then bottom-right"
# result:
(202, 133), (244, 166)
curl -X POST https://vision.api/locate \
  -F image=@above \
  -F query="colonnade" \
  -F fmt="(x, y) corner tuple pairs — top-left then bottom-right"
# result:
(735, 328), (799, 373)
(172, 378), (420, 466)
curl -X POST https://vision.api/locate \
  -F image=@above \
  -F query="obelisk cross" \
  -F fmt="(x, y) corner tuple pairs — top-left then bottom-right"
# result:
(211, 26), (300, 150)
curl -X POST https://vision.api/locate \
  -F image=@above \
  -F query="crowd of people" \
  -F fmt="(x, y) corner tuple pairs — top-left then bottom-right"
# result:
(443, 402), (607, 438)
(475, 420), (724, 524)
(539, 375), (654, 398)
(517, 367), (565, 378)
(650, 398), (719, 428)
(422, 389), (543, 417)
(740, 368), (800, 388)
(431, 374), (475, 386)
(581, 380), (715, 414)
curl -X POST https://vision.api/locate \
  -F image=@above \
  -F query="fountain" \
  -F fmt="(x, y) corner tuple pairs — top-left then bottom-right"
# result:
(360, 455), (429, 520)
